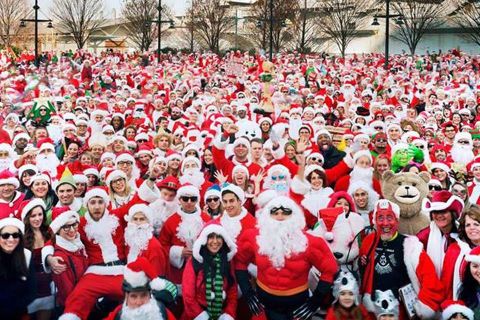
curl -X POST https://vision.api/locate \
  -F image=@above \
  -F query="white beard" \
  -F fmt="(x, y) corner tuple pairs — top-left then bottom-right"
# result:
(120, 298), (163, 320)
(149, 199), (179, 234)
(125, 223), (153, 263)
(257, 211), (308, 269)
(451, 144), (475, 165)
(350, 166), (374, 183)
(176, 210), (204, 248)
(89, 120), (104, 134)
(0, 158), (12, 171)
(179, 169), (205, 188)
(36, 153), (60, 177)
(84, 212), (120, 262)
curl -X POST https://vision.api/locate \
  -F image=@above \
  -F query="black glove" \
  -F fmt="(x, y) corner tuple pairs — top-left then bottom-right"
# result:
(246, 294), (263, 315)
(292, 301), (316, 320)
(235, 270), (263, 315)
(292, 280), (332, 320)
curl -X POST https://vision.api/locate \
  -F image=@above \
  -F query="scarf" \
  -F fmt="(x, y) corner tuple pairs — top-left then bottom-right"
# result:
(206, 254), (223, 319)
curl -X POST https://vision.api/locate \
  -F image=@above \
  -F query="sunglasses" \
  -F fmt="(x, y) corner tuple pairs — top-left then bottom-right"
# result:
(180, 196), (198, 202)
(429, 185), (442, 191)
(309, 157), (323, 163)
(61, 221), (79, 232)
(271, 175), (286, 181)
(375, 139), (387, 142)
(1, 232), (21, 240)
(458, 140), (470, 145)
(374, 126), (383, 130)
(206, 197), (220, 203)
(270, 206), (293, 215)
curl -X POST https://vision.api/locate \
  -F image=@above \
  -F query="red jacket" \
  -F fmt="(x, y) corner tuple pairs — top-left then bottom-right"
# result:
(181, 258), (237, 319)
(325, 304), (373, 320)
(126, 237), (169, 278)
(212, 141), (262, 181)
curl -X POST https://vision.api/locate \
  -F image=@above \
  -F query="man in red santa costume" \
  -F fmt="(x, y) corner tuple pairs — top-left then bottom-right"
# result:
(178, 155), (213, 203)
(124, 204), (168, 277)
(158, 184), (210, 287)
(450, 132), (475, 167)
(0, 169), (25, 219)
(105, 257), (178, 320)
(235, 196), (338, 320)
(35, 138), (60, 177)
(359, 199), (443, 319)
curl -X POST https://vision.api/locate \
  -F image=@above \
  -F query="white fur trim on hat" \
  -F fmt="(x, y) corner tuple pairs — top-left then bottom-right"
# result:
(177, 185), (200, 198)
(353, 133), (370, 144)
(353, 150), (373, 165)
(373, 199), (400, 222)
(232, 137), (250, 150)
(221, 184), (246, 205)
(20, 199), (46, 222)
(204, 188), (221, 203)
(115, 153), (135, 165)
(100, 152), (116, 163)
(58, 313), (81, 320)
(126, 204), (153, 224)
(454, 132), (472, 144)
(106, 169), (127, 187)
(30, 173), (50, 186)
(192, 223), (237, 263)
(39, 143), (55, 153)
(181, 156), (201, 173)
(315, 129), (331, 140)
(442, 303), (474, 320)
(304, 164), (324, 179)
(0, 217), (25, 234)
(430, 162), (450, 173)
(12, 133), (30, 146)
(73, 174), (88, 184)
(123, 266), (149, 288)
(422, 195), (464, 214)
(391, 143), (409, 155)
(232, 164), (249, 178)
(18, 164), (38, 179)
(83, 188), (109, 206)
(84, 168), (100, 177)
(50, 210), (79, 234)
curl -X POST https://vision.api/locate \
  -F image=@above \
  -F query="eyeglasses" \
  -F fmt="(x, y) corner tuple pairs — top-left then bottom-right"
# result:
(111, 178), (125, 185)
(117, 161), (133, 167)
(458, 140), (470, 145)
(452, 188), (467, 195)
(309, 157), (323, 163)
(271, 175), (286, 181)
(206, 197), (220, 203)
(0, 232), (21, 240)
(374, 126), (383, 130)
(137, 139), (148, 143)
(180, 196), (198, 202)
(415, 145), (424, 149)
(375, 139), (387, 143)
(270, 206), (293, 215)
(61, 222), (79, 231)
(429, 185), (442, 191)
(445, 129), (455, 133)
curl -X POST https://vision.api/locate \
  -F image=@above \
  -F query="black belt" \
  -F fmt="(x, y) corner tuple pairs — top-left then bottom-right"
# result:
(94, 260), (125, 267)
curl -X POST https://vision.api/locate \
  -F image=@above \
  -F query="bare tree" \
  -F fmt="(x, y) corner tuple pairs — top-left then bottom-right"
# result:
(180, 1), (199, 52)
(449, 0), (480, 47)
(0, 0), (28, 48)
(51, 0), (105, 49)
(316, 0), (374, 57)
(390, 0), (445, 55)
(189, 0), (231, 53)
(249, 0), (298, 53)
(122, 0), (159, 51)
(291, 0), (319, 53)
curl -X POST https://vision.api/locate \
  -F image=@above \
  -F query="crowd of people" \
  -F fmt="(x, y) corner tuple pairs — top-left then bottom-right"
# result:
(0, 47), (479, 320)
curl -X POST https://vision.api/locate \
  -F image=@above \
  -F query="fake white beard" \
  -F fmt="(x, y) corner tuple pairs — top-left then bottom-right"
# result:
(257, 211), (308, 269)
(179, 169), (205, 188)
(120, 298), (163, 320)
(177, 210), (204, 248)
(221, 212), (244, 241)
(451, 144), (475, 165)
(150, 199), (178, 230)
(84, 213), (120, 244)
(0, 158), (12, 171)
(89, 120), (104, 134)
(125, 223), (153, 263)
(350, 166), (374, 183)
(36, 153), (60, 176)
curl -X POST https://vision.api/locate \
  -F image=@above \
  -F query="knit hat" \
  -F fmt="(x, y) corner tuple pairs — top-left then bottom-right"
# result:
(221, 183), (245, 204)
(422, 191), (464, 218)
(177, 183), (200, 198)
(83, 187), (109, 206)
(373, 199), (400, 223)
(19, 199), (46, 221)
(125, 204), (153, 224)
(0, 169), (19, 187)
(192, 220), (237, 263)
(332, 271), (359, 305)
(441, 300), (473, 320)
(0, 216), (25, 234)
(50, 207), (79, 234)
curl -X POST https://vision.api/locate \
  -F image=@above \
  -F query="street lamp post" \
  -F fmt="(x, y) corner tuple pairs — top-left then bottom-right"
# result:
(269, 0), (274, 61)
(372, 0), (402, 69)
(149, 0), (174, 64)
(20, 0), (53, 67)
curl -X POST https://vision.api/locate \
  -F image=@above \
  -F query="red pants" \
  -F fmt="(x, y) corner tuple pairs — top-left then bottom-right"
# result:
(63, 274), (123, 320)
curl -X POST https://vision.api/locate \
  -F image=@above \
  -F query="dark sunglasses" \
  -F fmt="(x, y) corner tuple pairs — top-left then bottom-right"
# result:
(374, 126), (383, 130)
(270, 206), (293, 215)
(457, 140), (470, 145)
(309, 157), (323, 163)
(1, 232), (21, 240)
(61, 222), (79, 232)
(375, 139), (387, 142)
(429, 185), (442, 191)
(206, 197), (219, 203)
(180, 196), (198, 202)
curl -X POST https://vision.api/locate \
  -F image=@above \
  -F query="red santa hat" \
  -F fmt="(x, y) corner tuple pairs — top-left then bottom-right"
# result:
(430, 162), (451, 173)
(73, 174), (88, 184)
(353, 149), (373, 165)
(422, 190), (464, 218)
(100, 152), (116, 163)
(18, 199), (46, 222)
(318, 207), (344, 241)
(0, 169), (19, 187)
(441, 300), (473, 320)
(192, 220), (237, 263)
(373, 199), (400, 223)
(123, 257), (168, 292)
(305, 164), (325, 178)
(84, 167), (100, 178)
(315, 129), (332, 140)
(125, 204), (153, 224)
(232, 164), (249, 178)
(180, 156), (201, 173)
(156, 176), (180, 191)
(105, 169), (128, 187)
(115, 152), (135, 165)
(50, 207), (79, 234)
(83, 187), (109, 205)
(165, 150), (182, 162)
(177, 183), (200, 198)
(221, 183), (245, 205)
(232, 136), (250, 151)
(30, 172), (51, 186)
(37, 138), (55, 153)
(0, 216), (25, 234)
(467, 158), (480, 172)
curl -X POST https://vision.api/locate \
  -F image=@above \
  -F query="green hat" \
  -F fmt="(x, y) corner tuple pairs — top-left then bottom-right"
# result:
(56, 167), (76, 191)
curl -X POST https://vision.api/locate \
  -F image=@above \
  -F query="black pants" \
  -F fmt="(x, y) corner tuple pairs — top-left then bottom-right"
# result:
(257, 286), (309, 320)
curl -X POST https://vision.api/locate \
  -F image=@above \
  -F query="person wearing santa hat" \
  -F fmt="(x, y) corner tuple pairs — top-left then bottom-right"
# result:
(124, 204), (168, 277)
(359, 199), (443, 319)
(0, 169), (25, 219)
(182, 221), (238, 320)
(0, 142), (17, 172)
(158, 184), (211, 287)
(458, 246), (480, 316)
(315, 129), (346, 169)
(441, 300), (474, 320)
(49, 207), (89, 310)
(450, 132), (475, 167)
(105, 257), (178, 320)
(347, 181), (380, 229)
(179, 155), (213, 203)
(235, 196), (338, 320)
(371, 132), (390, 159)
(105, 169), (140, 210)
(203, 185), (223, 219)
(35, 138), (60, 178)
(114, 152), (142, 190)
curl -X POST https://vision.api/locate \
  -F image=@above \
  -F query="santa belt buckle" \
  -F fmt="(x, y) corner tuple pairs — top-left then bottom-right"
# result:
(95, 260), (125, 267)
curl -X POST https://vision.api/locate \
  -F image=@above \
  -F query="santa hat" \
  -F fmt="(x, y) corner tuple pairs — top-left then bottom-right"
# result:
(430, 162), (451, 173)
(373, 199), (400, 223)
(192, 221), (237, 263)
(165, 150), (182, 162)
(204, 185), (221, 203)
(83, 187), (109, 206)
(37, 138), (55, 153)
(221, 183), (245, 205)
(454, 132), (472, 144)
(125, 204), (153, 224)
(50, 207), (79, 234)
(100, 152), (116, 163)
(305, 164), (324, 179)
(115, 152), (135, 165)
(232, 137), (250, 151)
(391, 143), (409, 155)
(332, 271), (359, 305)
(318, 207), (344, 241)
(262, 196), (305, 226)
(177, 183), (200, 198)
(157, 176), (180, 191)
(0, 216), (24, 234)
(18, 164), (38, 179)
(315, 129), (332, 140)
(105, 169), (128, 187)
(181, 144), (202, 159)
(353, 133), (370, 144)
(84, 167), (100, 178)
(180, 156), (201, 173)
(306, 153), (324, 164)
(135, 145), (153, 158)
(422, 191), (464, 218)
(73, 174), (88, 184)
(12, 133), (30, 146)
(441, 300), (473, 320)
(19, 199), (46, 222)
(123, 257), (165, 292)
(353, 149), (373, 165)
(0, 169), (19, 187)
(232, 164), (249, 178)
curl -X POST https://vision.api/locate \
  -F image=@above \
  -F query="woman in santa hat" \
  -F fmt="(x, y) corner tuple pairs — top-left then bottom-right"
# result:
(182, 221), (237, 320)
(458, 246), (480, 316)
(25, 172), (58, 220)
(166, 151), (182, 178)
(105, 169), (141, 210)
(441, 300), (474, 320)
(21, 199), (54, 320)
(18, 164), (38, 194)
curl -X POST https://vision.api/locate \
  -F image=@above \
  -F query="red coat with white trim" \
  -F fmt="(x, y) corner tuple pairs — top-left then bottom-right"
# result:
(334, 175), (383, 197)
(235, 228), (338, 292)
(440, 237), (471, 300)
(218, 208), (256, 242)
(1, 191), (25, 219)
(359, 232), (444, 319)
(158, 211), (211, 284)
(126, 236), (169, 278)
(182, 258), (237, 319)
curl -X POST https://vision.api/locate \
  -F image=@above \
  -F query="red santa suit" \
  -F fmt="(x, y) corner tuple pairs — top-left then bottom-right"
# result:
(440, 236), (471, 300)
(1, 191), (25, 219)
